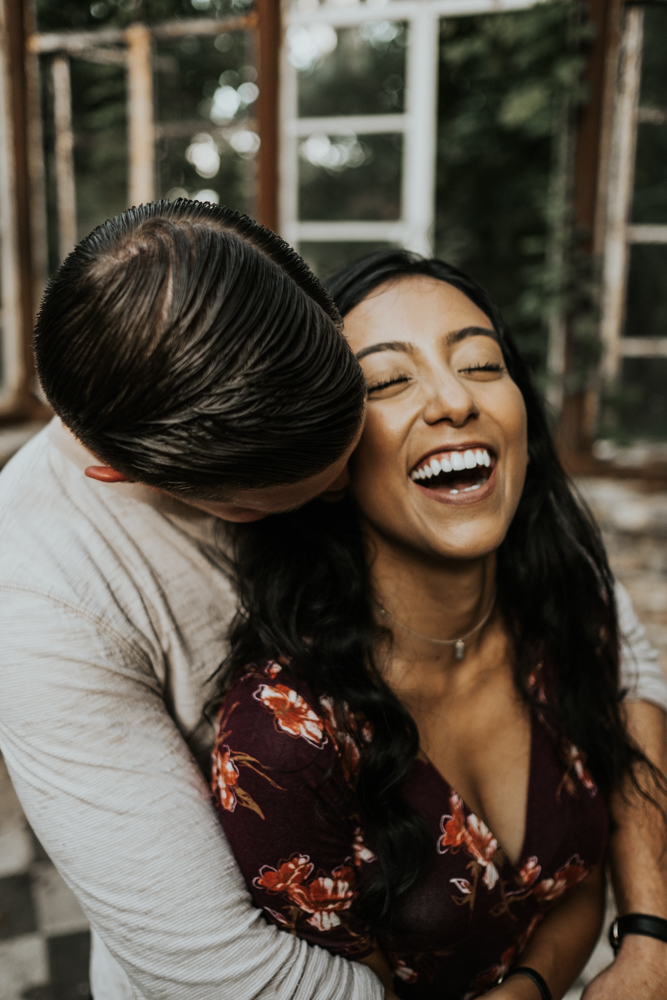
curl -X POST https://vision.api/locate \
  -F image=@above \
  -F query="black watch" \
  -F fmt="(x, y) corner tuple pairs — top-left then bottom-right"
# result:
(609, 913), (667, 956)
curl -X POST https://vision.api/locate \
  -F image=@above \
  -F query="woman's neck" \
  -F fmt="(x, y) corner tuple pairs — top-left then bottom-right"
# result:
(367, 524), (498, 676)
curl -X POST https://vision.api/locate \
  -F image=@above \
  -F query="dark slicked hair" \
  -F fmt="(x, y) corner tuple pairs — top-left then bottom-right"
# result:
(34, 199), (366, 499)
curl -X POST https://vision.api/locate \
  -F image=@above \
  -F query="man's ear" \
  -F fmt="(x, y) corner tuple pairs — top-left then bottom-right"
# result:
(318, 462), (350, 504)
(319, 487), (347, 504)
(84, 466), (131, 484)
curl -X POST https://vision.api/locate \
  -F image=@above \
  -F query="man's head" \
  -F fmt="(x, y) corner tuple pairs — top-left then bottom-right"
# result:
(34, 200), (366, 519)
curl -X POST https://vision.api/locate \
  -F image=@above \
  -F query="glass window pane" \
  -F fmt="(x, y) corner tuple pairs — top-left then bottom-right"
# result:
(155, 32), (257, 214)
(69, 58), (128, 248)
(299, 240), (395, 280)
(624, 244), (667, 338)
(639, 7), (667, 109)
(611, 358), (667, 440)
(632, 123), (667, 225)
(35, 0), (254, 32)
(299, 132), (402, 221)
(292, 22), (407, 117)
(288, 0), (415, 10)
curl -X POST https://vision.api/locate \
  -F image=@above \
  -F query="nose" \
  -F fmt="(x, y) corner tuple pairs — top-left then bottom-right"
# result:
(422, 370), (479, 428)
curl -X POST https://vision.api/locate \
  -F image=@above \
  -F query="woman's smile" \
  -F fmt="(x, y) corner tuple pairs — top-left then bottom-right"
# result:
(409, 443), (496, 505)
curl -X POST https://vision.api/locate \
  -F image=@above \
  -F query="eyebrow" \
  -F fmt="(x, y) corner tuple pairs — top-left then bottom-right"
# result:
(354, 326), (498, 361)
(355, 340), (414, 361)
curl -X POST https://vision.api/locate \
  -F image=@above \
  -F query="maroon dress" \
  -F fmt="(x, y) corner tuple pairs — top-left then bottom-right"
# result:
(211, 660), (608, 1000)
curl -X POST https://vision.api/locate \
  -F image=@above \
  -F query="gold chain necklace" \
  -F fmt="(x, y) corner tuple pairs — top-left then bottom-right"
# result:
(378, 590), (496, 662)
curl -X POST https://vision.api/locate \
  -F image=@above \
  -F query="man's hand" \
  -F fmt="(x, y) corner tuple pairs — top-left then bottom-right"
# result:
(582, 933), (667, 999)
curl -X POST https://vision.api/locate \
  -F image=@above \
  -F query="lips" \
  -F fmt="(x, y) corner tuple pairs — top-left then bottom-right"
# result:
(409, 446), (495, 497)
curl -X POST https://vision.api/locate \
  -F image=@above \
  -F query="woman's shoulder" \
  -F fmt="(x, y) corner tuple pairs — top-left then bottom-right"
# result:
(218, 660), (336, 772)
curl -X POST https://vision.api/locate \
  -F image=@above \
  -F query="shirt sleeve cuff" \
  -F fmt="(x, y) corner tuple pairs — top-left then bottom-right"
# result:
(616, 580), (667, 713)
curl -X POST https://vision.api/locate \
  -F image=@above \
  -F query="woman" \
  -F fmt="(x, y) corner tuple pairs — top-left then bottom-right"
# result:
(210, 251), (656, 1000)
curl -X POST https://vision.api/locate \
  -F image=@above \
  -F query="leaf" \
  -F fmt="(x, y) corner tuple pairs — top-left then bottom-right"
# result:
(235, 786), (265, 820)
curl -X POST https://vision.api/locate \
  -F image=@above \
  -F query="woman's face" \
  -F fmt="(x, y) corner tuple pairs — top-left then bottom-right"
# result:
(343, 275), (528, 561)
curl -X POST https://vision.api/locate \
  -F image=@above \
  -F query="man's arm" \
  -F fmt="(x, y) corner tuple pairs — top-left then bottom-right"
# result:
(0, 591), (384, 1000)
(583, 586), (667, 999)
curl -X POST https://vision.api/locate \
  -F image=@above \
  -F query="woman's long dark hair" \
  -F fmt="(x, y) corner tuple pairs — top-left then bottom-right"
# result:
(221, 249), (652, 932)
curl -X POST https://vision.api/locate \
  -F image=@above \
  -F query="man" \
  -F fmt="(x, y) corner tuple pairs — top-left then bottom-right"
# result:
(0, 200), (665, 1000)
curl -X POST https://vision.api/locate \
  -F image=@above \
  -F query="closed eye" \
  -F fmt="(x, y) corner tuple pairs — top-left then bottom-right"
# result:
(367, 375), (411, 393)
(459, 362), (504, 375)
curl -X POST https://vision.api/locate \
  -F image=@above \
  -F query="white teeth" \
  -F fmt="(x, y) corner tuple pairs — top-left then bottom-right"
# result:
(410, 447), (492, 482)
(450, 489), (459, 494)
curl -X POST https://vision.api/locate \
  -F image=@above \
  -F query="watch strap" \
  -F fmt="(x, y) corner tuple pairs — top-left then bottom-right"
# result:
(609, 913), (667, 956)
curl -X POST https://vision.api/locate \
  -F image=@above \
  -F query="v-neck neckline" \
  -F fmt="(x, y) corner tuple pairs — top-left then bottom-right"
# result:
(417, 707), (536, 871)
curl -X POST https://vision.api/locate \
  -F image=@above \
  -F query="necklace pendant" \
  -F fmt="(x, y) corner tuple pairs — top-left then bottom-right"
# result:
(454, 639), (466, 661)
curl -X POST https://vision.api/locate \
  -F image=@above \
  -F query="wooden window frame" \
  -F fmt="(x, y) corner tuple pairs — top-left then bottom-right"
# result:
(560, 0), (667, 481)
(279, 0), (542, 261)
(0, 0), (279, 428)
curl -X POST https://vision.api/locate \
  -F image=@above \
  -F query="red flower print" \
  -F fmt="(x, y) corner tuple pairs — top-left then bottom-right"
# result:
(392, 959), (418, 984)
(211, 709), (284, 821)
(211, 744), (240, 812)
(254, 854), (314, 894)
(438, 791), (468, 852)
(517, 856), (541, 888)
(463, 945), (516, 999)
(288, 864), (357, 931)
(532, 855), (589, 902)
(319, 695), (363, 782)
(566, 743), (598, 796)
(517, 914), (543, 953)
(466, 815), (500, 888)
(528, 663), (547, 704)
(438, 792), (500, 889)
(450, 877), (473, 895)
(352, 827), (376, 866)
(254, 683), (326, 747)
(255, 858), (357, 933)
(265, 661), (282, 679)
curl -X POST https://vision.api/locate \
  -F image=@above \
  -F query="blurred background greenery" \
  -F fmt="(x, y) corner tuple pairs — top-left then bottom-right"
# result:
(33, 0), (667, 441)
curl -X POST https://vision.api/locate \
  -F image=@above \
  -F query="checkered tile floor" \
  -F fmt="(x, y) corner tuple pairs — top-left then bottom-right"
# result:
(0, 755), (91, 1000)
(0, 748), (613, 1000)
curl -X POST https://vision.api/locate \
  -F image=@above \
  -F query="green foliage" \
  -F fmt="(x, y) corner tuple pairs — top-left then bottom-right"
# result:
(36, 0), (257, 265)
(297, 23), (407, 118)
(36, 0), (608, 400)
(603, 6), (667, 443)
(35, 0), (252, 33)
(434, 0), (593, 375)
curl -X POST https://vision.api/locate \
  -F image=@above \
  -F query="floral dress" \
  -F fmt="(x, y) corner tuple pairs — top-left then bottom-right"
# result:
(211, 661), (608, 1000)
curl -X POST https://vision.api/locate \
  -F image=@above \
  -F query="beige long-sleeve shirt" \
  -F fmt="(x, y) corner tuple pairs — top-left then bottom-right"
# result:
(0, 420), (664, 1000)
